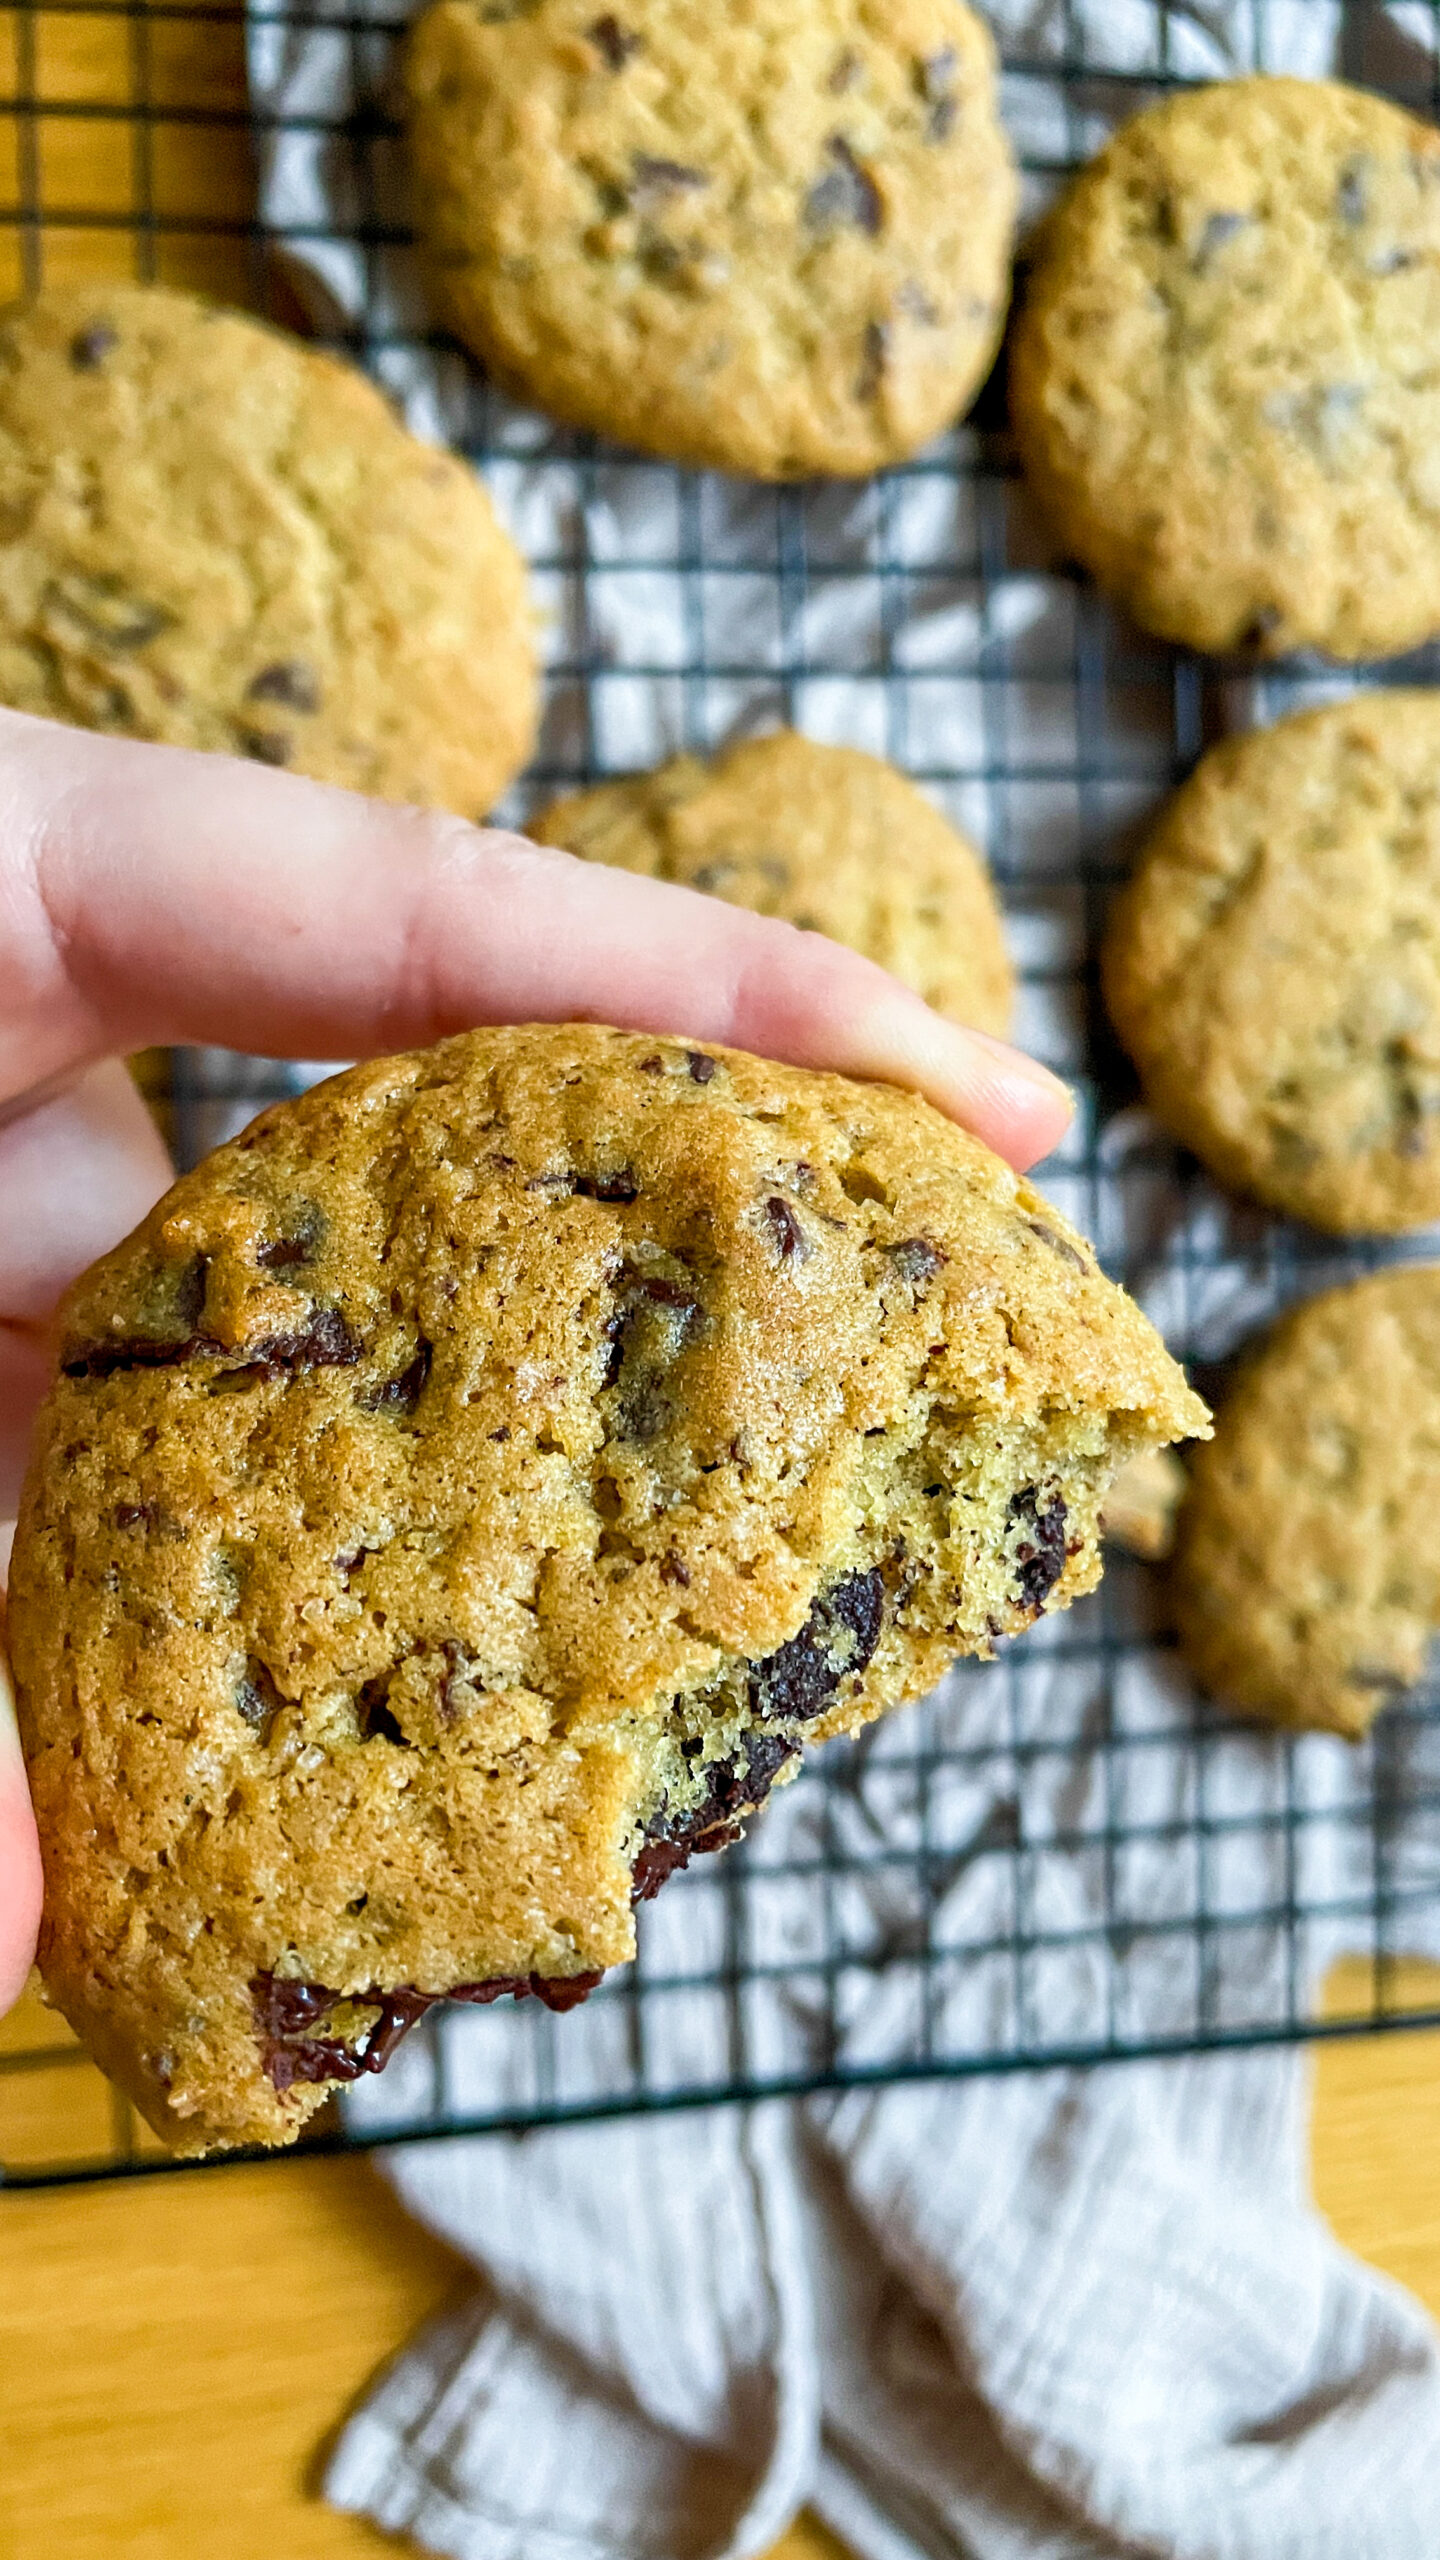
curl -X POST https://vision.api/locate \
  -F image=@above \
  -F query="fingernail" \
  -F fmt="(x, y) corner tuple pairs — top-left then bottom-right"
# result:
(954, 1023), (1074, 1114)
(862, 993), (1073, 1117)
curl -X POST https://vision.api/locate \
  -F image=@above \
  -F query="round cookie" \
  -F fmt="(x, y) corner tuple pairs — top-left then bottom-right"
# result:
(404, 0), (1016, 479)
(1010, 78), (1440, 660)
(1104, 692), (1440, 1235)
(11, 1023), (1203, 2153)
(531, 731), (1014, 1033)
(0, 285), (537, 814)
(1174, 1267), (1440, 1737)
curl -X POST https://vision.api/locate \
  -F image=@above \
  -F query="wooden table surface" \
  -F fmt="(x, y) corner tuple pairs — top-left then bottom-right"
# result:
(3, 12), (1440, 2554)
(6, 1962), (1440, 2559)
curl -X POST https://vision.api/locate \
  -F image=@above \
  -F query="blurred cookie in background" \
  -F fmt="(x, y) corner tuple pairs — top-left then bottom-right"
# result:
(1011, 77), (1440, 660)
(1099, 1446), (1187, 1561)
(0, 286), (537, 816)
(404, 0), (1016, 478)
(532, 730), (1014, 1033)
(1173, 1268), (1440, 1737)
(1104, 692), (1440, 1235)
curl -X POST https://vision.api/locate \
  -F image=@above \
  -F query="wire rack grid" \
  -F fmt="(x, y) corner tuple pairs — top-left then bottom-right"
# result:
(6, 0), (1440, 2190)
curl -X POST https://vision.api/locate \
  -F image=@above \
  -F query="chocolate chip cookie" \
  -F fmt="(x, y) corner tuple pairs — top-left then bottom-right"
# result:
(404, 0), (1016, 478)
(0, 285), (537, 813)
(11, 1024), (1204, 2152)
(1011, 78), (1440, 660)
(531, 731), (1013, 1032)
(1174, 1267), (1440, 1736)
(1104, 691), (1440, 1235)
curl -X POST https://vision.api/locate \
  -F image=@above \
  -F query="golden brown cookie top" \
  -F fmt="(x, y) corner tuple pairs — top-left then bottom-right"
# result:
(1104, 691), (1440, 1235)
(404, 0), (1016, 477)
(50, 1025), (1196, 1501)
(1174, 1266), (1440, 1736)
(0, 284), (537, 813)
(13, 1026), (1203, 2151)
(1011, 78), (1440, 660)
(531, 731), (1014, 1033)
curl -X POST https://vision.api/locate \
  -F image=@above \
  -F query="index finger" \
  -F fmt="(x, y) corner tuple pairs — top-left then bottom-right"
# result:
(0, 708), (1071, 1167)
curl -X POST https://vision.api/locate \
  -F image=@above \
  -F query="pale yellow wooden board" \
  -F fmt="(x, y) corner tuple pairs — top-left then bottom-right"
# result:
(3, 15), (1440, 2554)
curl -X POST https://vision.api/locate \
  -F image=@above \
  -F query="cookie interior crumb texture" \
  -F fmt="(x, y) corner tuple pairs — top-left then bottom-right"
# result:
(531, 730), (1015, 1034)
(11, 1026), (1205, 2153)
(403, 0), (1017, 478)
(0, 284), (537, 814)
(1174, 1267), (1440, 1738)
(1104, 692), (1440, 1235)
(1010, 76), (1440, 661)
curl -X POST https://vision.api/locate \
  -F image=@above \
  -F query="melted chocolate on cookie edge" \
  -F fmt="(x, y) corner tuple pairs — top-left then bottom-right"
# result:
(254, 1969), (603, 2095)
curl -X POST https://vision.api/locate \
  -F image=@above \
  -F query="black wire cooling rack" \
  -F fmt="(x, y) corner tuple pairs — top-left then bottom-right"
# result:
(7, 0), (1440, 2190)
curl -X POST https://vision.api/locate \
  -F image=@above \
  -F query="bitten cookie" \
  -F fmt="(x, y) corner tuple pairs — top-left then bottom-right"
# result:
(1010, 78), (1440, 660)
(11, 1025), (1204, 2153)
(0, 285), (536, 814)
(404, 0), (1016, 478)
(1104, 692), (1440, 1235)
(1174, 1267), (1440, 1736)
(531, 731), (1014, 1033)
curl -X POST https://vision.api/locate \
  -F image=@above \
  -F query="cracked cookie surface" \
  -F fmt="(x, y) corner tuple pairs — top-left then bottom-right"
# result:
(11, 1024), (1204, 2152)
(0, 285), (536, 813)
(1174, 1266), (1440, 1736)
(1104, 692), (1440, 1234)
(1011, 78), (1440, 659)
(404, 0), (1016, 477)
(532, 730), (1014, 1033)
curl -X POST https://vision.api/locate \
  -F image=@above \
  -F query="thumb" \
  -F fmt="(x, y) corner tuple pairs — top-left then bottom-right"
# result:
(0, 1590), (42, 2017)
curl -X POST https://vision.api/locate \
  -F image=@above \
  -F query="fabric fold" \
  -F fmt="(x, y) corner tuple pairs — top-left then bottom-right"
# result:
(822, 2061), (1440, 2557)
(327, 2106), (820, 2560)
(328, 2061), (1440, 2560)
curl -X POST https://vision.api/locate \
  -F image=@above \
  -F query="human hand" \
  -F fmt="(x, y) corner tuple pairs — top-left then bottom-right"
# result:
(0, 707), (1070, 2011)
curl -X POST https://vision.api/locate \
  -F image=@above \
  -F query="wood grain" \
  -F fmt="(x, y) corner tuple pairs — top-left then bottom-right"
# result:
(2, 12), (1440, 2556)
(6, 1967), (1440, 2558)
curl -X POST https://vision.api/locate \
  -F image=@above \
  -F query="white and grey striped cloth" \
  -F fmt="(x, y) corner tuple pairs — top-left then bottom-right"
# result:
(248, 5), (1440, 2551)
